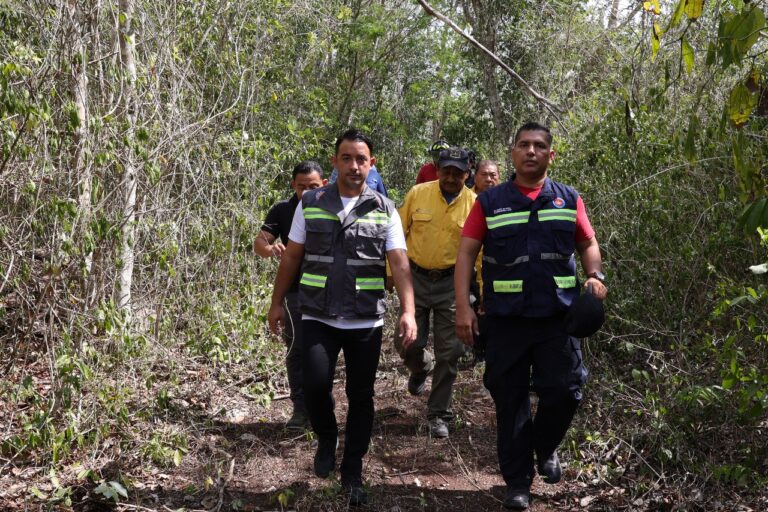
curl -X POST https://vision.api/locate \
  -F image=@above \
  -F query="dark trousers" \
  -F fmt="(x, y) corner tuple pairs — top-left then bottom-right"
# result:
(484, 314), (587, 489)
(302, 319), (382, 480)
(283, 292), (304, 410)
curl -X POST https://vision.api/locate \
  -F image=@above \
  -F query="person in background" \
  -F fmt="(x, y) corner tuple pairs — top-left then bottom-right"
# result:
(473, 159), (500, 194)
(395, 147), (477, 439)
(454, 122), (607, 510)
(254, 160), (326, 430)
(415, 139), (450, 184)
(268, 129), (417, 506)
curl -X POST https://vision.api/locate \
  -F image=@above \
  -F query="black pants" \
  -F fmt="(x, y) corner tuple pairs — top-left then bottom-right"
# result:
(302, 320), (382, 480)
(283, 293), (304, 410)
(484, 314), (587, 489)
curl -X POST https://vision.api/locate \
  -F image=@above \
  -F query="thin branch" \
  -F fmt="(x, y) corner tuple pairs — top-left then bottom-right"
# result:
(415, 0), (565, 120)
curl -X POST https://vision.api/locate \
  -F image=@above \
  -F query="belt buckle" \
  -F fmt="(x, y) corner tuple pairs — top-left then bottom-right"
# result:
(428, 269), (442, 280)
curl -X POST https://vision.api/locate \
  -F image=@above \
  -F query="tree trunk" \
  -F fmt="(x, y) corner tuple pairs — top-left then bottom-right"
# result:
(607, 0), (621, 28)
(117, 0), (138, 319)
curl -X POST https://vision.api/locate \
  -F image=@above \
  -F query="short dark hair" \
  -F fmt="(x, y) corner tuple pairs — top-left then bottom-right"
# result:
(335, 128), (373, 155)
(292, 160), (323, 180)
(514, 122), (553, 146)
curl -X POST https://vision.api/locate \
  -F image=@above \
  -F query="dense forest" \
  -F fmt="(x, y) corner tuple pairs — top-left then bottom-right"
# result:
(1, 0), (767, 510)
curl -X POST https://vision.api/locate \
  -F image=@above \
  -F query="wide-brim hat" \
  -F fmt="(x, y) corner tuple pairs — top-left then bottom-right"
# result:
(565, 287), (605, 338)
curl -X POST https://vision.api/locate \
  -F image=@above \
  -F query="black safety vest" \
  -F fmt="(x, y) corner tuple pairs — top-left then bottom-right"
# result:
(479, 178), (580, 317)
(299, 184), (395, 319)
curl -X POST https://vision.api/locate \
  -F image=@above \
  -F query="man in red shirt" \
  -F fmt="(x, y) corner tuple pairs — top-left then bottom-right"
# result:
(454, 122), (607, 510)
(415, 139), (450, 184)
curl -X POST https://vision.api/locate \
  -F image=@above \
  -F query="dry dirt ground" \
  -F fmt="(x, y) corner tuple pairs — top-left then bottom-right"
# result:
(3, 340), (730, 511)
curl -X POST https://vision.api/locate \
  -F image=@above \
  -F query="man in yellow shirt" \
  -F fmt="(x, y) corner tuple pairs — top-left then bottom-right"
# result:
(396, 147), (477, 438)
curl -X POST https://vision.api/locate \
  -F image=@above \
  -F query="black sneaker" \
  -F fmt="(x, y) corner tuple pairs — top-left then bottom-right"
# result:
(313, 437), (338, 478)
(286, 407), (310, 431)
(503, 487), (530, 510)
(342, 477), (368, 506)
(537, 450), (562, 484)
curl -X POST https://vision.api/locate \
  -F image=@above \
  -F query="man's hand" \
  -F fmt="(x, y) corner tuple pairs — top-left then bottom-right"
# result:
(397, 311), (417, 350)
(268, 303), (286, 336)
(456, 303), (479, 346)
(270, 242), (287, 258)
(584, 278), (607, 300)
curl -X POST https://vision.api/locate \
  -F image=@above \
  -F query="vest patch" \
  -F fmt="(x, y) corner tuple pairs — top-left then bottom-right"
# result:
(492, 207), (512, 214)
(553, 197), (565, 208)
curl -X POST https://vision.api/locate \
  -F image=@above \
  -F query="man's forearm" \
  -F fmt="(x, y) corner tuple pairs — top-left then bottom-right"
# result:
(388, 249), (415, 314)
(455, 238), (482, 309)
(270, 244), (303, 305)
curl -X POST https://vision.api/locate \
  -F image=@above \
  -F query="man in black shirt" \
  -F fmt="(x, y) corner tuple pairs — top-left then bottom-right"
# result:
(255, 160), (326, 429)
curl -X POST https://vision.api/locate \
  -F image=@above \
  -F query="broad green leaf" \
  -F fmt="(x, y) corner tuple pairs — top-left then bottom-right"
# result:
(670, 0), (686, 27)
(643, 0), (661, 14)
(705, 41), (717, 66)
(682, 38), (695, 73)
(684, 0), (705, 20)
(739, 198), (768, 233)
(109, 481), (128, 499)
(728, 83), (757, 126)
(651, 22), (663, 61)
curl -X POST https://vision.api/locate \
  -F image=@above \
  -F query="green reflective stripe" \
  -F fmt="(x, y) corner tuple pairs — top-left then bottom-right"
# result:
(304, 207), (339, 221)
(538, 209), (576, 222)
(356, 212), (389, 225)
(554, 276), (576, 288)
(355, 277), (385, 290)
(493, 280), (523, 293)
(300, 273), (327, 288)
(487, 211), (530, 229)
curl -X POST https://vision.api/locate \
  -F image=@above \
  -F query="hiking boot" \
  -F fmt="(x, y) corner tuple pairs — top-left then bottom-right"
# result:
(537, 450), (562, 484)
(503, 487), (530, 510)
(429, 417), (449, 438)
(286, 407), (310, 431)
(313, 437), (338, 478)
(342, 477), (368, 507)
(407, 361), (434, 396)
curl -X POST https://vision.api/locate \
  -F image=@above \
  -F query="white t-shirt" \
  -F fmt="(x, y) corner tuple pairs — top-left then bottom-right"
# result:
(288, 196), (406, 329)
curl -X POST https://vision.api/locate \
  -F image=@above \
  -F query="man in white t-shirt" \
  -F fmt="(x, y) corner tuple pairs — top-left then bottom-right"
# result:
(268, 129), (416, 507)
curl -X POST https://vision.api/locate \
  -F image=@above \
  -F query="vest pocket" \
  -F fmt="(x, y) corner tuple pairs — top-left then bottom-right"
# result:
(355, 234), (386, 259)
(543, 220), (576, 254)
(299, 271), (328, 312)
(304, 227), (332, 254)
(354, 275), (386, 316)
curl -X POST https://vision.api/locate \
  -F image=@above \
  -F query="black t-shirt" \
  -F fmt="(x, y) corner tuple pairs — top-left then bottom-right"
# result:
(260, 194), (300, 292)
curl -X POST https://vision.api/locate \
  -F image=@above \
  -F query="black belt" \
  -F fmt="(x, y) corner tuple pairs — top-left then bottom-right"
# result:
(410, 261), (454, 280)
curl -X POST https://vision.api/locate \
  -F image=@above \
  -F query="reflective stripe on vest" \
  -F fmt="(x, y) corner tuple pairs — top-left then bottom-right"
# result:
(554, 276), (576, 288)
(537, 209), (576, 222)
(483, 255), (529, 267)
(304, 207), (339, 221)
(493, 280), (523, 293)
(355, 277), (385, 290)
(305, 254), (334, 263)
(300, 273), (327, 288)
(487, 211), (529, 229)
(356, 212), (389, 225)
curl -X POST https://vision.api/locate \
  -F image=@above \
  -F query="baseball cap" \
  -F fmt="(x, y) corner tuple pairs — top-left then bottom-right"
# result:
(564, 285), (605, 338)
(437, 147), (470, 172)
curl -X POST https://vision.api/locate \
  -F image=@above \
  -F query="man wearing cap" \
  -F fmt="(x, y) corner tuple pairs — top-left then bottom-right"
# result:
(268, 129), (417, 507)
(254, 160), (327, 430)
(454, 122), (607, 510)
(396, 146), (477, 438)
(416, 139), (450, 184)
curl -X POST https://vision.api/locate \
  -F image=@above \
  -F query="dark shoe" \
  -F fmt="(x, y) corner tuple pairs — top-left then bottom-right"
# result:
(313, 437), (338, 478)
(503, 487), (530, 510)
(537, 450), (562, 484)
(429, 417), (449, 438)
(342, 477), (368, 506)
(407, 361), (434, 396)
(286, 407), (310, 430)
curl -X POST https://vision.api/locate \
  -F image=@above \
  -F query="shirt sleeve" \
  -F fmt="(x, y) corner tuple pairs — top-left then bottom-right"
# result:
(386, 209), (407, 251)
(260, 203), (282, 237)
(287, 203), (306, 244)
(575, 196), (595, 244)
(461, 200), (487, 241)
(416, 164), (428, 184)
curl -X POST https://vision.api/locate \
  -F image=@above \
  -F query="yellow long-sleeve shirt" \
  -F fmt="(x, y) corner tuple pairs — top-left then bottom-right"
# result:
(399, 181), (476, 270)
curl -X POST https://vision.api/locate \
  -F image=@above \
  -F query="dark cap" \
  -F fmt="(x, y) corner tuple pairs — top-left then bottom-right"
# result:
(564, 286), (605, 338)
(437, 147), (470, 172)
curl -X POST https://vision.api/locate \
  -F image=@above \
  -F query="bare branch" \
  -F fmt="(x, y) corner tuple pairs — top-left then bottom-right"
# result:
(415, 0), (565, 117)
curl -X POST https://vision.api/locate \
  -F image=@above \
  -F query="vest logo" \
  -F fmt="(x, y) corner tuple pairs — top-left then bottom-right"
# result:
(316, 190), (325, 200)
(492, 207), (512, 214)
(552, 197), (565, 208)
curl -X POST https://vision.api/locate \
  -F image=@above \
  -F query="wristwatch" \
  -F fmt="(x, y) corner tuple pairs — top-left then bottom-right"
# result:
(587, 271), (605, 283)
